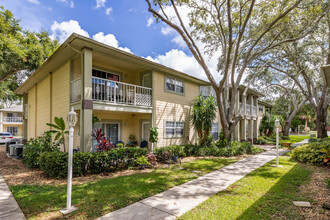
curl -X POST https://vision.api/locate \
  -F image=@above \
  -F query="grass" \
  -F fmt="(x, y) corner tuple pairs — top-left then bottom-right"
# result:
(10, 158), (237, 219)
(283, 135), (310, 144)
(179, 157), (313, 220)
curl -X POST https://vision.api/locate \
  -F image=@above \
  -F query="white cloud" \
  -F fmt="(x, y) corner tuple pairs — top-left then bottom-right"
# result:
(92, 32), (132, 53)
(147, 49), (210, 80)
(105, 7), (112, 15)
(95, 0), (106, 9)
(172, 35), (186, 48)
(27, 0), (40, 4)
(161, 27), (172, 35)
(57, 0), (74, 8)
(147, 17), (154, 27)
(51, 20), (89, 42)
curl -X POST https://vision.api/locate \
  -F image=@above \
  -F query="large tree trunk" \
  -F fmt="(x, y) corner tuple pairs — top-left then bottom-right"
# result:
(283, 121), (291, 136)
(315, 106), (328, 139)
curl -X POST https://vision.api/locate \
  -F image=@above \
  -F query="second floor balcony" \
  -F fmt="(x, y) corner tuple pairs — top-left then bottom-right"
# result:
(239, 103), (257, 117)
(71, 77), (152, 108)
(2, 117), (23, 123)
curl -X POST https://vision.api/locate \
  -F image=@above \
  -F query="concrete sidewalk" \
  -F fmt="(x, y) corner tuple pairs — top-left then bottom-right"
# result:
(0, 174), (25, 220)
(292, 139), (309, 147)
(99, 149), (288, 220)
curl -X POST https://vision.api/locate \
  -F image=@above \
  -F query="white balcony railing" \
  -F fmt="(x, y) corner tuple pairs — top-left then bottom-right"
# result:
(252, 106), (257, 116)
(3, 117), (23, 123)
(92, 77), (152, 107)
(246, 104), (251, 116)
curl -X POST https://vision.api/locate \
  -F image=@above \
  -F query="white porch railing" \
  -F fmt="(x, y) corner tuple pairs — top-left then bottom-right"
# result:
(246, 104), (251, 116)
(71, 78), (81, 103)
(252, 106), (257, 116)
(3, 117), (23, 123)
(239, 102), (244, 115)
(92, 77), (152, 107)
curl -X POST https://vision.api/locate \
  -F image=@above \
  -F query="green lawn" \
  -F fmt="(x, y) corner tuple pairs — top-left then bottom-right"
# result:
(179, 157), (313, 220)
(284, 135), (310, 143)
(10, 158), (237, 219)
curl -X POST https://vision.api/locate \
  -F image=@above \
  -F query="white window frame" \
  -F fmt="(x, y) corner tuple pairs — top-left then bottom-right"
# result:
(165, 121), (185, 138)
(7, 126), (18, 136)
(165, 76), (185, 95)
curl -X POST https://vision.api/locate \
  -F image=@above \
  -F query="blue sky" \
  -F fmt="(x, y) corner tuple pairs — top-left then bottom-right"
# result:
(1, 0), (219, 80)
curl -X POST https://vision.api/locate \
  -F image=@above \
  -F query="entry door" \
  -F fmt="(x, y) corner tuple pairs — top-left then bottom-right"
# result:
(106, 123), (120, 143)
(142, 121), (150, 141)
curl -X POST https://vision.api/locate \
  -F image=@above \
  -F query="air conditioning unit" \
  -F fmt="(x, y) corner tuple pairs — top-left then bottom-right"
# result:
(9, 144), (17, 156)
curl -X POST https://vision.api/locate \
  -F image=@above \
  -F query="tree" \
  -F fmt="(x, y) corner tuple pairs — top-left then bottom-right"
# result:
(46, 117), (69, 152)
(145, 0), (328, 140)
(0, 6), (59, 82)
(259, 113), (275, 137)
(191, 95), (217, 145)
(257, 10), (330, 138)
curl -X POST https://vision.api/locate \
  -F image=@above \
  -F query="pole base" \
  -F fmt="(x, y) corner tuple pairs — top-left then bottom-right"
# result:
(271, 165), (283, 168)
(60, 206), (78, 215)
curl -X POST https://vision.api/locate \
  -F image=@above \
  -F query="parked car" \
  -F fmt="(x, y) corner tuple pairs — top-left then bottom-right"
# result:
(0, 132), (14, 144)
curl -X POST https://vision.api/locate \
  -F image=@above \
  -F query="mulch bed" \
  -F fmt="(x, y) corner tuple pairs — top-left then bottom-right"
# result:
(0, 145), (248, 186)
(298, 163), (330, 220)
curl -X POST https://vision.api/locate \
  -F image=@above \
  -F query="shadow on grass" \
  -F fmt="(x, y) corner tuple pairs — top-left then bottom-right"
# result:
(236, 159), (312, 220)
(10, 158), (236, 219)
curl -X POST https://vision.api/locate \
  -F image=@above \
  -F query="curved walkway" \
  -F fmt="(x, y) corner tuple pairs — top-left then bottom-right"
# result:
(99, 148), (288, 220)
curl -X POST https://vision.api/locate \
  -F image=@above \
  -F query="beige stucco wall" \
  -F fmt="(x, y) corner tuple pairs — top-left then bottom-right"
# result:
(152, 71), (202, 147)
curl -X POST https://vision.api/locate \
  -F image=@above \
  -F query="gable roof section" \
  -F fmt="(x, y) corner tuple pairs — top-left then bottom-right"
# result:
(15, 33), (264, 98)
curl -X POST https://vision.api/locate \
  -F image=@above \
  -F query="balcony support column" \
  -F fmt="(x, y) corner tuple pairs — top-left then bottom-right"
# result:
(234, 90), (240, 140)
(80, 48), (93, 152)
(254, 97), (259, 140)
(240, 94), (247, 141)
(0, 111), (3, 132)
(248, 95), (253, 140)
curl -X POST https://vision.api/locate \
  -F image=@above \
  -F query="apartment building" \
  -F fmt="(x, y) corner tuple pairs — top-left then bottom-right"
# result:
(15, 34), (271, 152)
(0, 105), (23, 136)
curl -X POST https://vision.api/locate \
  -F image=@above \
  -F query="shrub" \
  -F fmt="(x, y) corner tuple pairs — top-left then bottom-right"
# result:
(22, 133), (60, 168)
(154, 145), (185, 162)
(291, 140), (329, 166)
(146, 153), (157, 166)
(39, 147), (148, 178)
(135, 156), (150, 166)
(308, 138), (318, 143)
(214, 130), (228, 148)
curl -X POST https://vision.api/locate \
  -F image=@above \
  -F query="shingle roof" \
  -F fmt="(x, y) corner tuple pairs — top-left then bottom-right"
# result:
(0, 105), (23, 112)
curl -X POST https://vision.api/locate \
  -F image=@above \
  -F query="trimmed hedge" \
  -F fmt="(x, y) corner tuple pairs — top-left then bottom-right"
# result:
(156, 142), (264, 160)
(291, 139), (329, 166)
(39, 147), (148, 178)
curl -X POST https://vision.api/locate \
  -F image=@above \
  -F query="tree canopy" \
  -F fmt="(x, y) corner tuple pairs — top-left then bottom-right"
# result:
(0, 6), (59, 106)
(146, 0), (329, 140)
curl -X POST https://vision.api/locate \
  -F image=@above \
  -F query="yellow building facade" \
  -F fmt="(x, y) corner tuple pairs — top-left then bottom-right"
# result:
(16, 34), (270, 152)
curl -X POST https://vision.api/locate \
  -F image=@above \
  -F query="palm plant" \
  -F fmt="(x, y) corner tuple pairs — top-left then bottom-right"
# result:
(191, 95), (217, 145)
(46, 117), (69, 152)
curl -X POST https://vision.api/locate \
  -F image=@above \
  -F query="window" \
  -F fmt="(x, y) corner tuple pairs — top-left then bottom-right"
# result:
(165, 121), (184, 137)
(212, 123), (219, 140)
(92, 69), (119, 81)
(200, 86), (216, 101)
(259, 105), (263, 112)
(165, 76), (184, 94)
(7, 127), (18, 136)
(200, 86), (210, 98)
